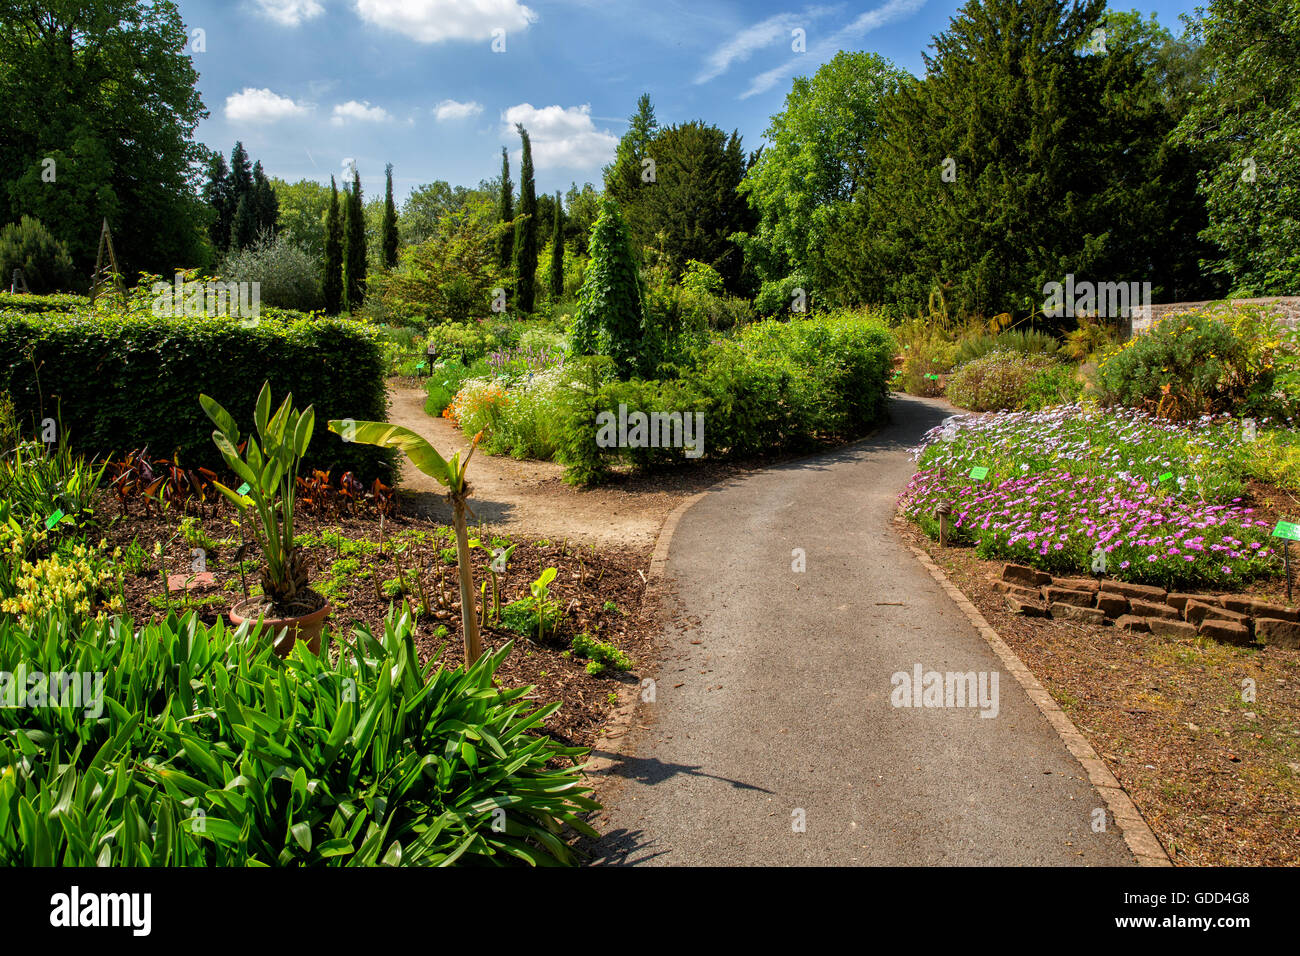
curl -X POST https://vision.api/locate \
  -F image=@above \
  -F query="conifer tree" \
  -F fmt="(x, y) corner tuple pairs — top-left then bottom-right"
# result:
(497, 147), (514, 276)
(323, 176), (343, 314)
(343, 167), (367, 309)
(549, 191), (564, 301)
(382, 163), (399, 268)
(571, 198), (647, 379)
(512, 124), (539, 313)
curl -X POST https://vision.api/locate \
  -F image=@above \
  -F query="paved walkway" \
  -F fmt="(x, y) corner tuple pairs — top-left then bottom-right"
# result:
(586, 394), (1136, 866)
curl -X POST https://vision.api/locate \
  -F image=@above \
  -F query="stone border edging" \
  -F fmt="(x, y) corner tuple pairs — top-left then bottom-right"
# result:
(581, 490), (708, 780)
(906, 542), (1174, 867)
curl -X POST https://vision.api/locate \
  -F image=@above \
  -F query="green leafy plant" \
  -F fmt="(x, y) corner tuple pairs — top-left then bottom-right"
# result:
(329, 419), (484, 662)
(200, 382), (317, 612)
(571, 632), (633, 676)
(501, 567), (561, 642)
(0, 608), (598, 866)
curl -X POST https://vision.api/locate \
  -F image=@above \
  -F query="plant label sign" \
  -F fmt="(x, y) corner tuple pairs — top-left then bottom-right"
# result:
(1157, 472), (1173, 484)
(45, 509), (64, 529)
(1091, 547), (1107, 575)
(969, 466), (989, 481)
(1273, 521), (1300, 542)
(1243, 418), (1257, 442)
(236, 482), (251, 496)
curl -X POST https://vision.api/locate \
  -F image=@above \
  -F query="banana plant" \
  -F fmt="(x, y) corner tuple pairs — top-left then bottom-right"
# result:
(327, 420), (484, 663)
(200, 382), (315, 609)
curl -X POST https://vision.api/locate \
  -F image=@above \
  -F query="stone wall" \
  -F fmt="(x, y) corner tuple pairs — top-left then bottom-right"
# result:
(1129, 297), (1300, 335)
(993, 563), (1300, 649)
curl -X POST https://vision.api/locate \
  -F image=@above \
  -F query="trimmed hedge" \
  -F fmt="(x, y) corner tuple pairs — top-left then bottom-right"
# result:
(0, 291), (85, 315)
(0, 310), (393, 480)
(556, 316), (895, 484)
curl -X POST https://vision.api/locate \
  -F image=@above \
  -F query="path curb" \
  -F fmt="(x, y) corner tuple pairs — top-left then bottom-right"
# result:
(905, 539), (1173, 867)
(582, 490), (708, 780)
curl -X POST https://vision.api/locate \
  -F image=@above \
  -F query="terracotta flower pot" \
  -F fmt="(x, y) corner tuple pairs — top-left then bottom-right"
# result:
(229, 597), (332, 657)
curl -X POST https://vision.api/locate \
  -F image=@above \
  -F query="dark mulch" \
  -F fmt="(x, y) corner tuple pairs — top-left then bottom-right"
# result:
(101, 499), (659, 752)
(899, 521), (1300, 866)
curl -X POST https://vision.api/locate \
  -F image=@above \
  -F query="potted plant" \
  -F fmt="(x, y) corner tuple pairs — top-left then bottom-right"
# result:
(200, 382), (328, 655)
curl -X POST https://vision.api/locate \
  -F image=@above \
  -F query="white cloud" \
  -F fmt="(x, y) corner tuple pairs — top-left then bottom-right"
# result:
(253, 0), (325, 27)
(434, 99), (484, 121)
(331, 100), (392, 125)
(224, 88), (311, 123)
(502, 103), (619, 170)
(741, 0), (926, 99)
(355, 0), (536, 43)
(696, 7), (837, 84)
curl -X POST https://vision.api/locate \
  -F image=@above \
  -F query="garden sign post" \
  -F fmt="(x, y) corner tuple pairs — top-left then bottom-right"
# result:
(1273, 521), (1300, 604)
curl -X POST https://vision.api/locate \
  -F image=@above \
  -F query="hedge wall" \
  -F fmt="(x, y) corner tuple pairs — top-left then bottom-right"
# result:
(555, 316), (896, 484)
(0, 311), (394, 480)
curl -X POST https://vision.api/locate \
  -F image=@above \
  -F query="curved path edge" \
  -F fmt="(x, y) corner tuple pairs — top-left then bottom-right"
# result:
(902, 537), (1172, 867)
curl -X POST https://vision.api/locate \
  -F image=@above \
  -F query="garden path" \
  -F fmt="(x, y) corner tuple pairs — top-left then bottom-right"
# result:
(387, 384), (696, 550)
(584, 393), (1139, 865)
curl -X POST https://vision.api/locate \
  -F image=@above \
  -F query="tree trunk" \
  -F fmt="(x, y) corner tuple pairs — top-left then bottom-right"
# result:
(452, 493), (482, 663)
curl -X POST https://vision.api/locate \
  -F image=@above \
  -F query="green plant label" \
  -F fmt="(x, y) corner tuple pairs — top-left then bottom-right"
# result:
(45, 509), (64, 529)
(969, 466), (989, 481)
(925, 373), (939, 380)
(416, 362), (426, 371)
(1273, 521), (1300, 542)
(236, 482), (251, 496)
(1157, 472), (1173, 483)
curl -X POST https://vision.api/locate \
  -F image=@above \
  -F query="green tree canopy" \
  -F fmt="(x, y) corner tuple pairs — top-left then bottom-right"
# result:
(635, 121), (754, 292)
(737, 51), (908, 303)
(0, 0), (209, 276)
(1174, 0), (1300, 294)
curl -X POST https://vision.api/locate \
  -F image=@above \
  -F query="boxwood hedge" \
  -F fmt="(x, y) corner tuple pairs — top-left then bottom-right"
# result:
(0, 309), (393, 479)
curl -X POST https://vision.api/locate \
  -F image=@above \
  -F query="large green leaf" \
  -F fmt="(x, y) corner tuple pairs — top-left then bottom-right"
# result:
(327, 421), (454, 488)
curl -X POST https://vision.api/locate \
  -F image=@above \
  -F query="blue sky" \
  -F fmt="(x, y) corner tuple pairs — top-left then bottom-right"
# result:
(180, 0), (1203, 203)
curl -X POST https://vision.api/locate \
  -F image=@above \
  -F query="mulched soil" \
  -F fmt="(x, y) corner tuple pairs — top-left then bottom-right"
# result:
(898, 521), (1300, 866)
(100, 495), (659, 752)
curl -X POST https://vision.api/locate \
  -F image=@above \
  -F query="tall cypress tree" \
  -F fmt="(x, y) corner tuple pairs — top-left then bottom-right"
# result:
(512, 124), (538, 313)
(324, 176), (343, 314)
(343, 167), (367, 310)
(497, 147), (514, 276)
(382, 163), (399, 268)
(549, 191), (564, 300)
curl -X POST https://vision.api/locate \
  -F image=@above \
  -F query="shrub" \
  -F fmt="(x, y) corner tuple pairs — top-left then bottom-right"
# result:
(443, 378), (510, 436)
(220, 231), (324, 312)
(0, 309), (391, 480)
(1063, 316), (1119, 361)
(570, 199), (649, 379)
(489, 366), (569, 460)
(424, 357), (491, 417)
(0, 217), (78, 294)
(555, 315), (894, 482)
(753, 272), (810, 316)
(1023, 363), (1084, 410)
(1096, 309), (1269, 419)
(900, 341), (954, 396)
(0, 291), (84, 315)
(946, 351), (1061, 411)
(0, 608), (598, 865)
(952, 328), (1060, 366)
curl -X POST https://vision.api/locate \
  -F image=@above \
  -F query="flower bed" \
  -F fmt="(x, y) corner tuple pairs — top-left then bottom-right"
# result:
(900, 406), (1285, 589)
